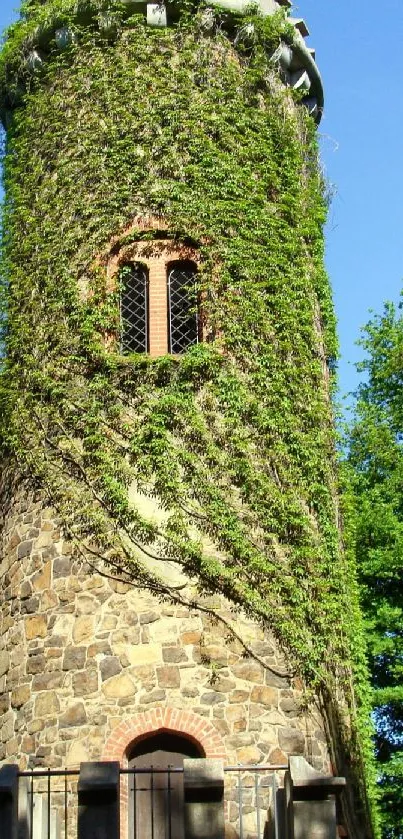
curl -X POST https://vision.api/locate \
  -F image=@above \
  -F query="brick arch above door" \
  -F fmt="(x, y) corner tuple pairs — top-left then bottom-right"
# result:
(102, 708), (227, 765)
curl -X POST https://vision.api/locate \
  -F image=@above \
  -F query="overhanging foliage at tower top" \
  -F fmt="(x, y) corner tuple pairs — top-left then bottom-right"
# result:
(0, 0), (323, 127)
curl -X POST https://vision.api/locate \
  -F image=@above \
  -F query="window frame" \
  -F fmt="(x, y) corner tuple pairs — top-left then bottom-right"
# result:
(119, 260), (150, 355)
(167, 259), (200, 355)
(105, 229), (200, 358)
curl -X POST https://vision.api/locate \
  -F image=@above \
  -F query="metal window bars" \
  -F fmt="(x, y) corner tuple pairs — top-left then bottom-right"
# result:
(167, 262), (199, 354)
(120, 262), (149, 354)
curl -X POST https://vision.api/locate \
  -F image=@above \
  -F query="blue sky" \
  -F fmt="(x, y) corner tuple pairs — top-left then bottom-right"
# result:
(0, 0), (402, 402)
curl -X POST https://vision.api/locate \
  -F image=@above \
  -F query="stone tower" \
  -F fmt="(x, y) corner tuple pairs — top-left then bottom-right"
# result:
(0, 1), (374, 837)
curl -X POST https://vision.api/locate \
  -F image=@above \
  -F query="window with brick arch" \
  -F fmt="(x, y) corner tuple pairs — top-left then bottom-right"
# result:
(167, 260), (199, 354)
(120, 261), (149, 354)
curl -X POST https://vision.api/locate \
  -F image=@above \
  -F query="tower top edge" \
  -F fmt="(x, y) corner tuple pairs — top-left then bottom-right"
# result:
(0, 0), (323, 126)
(14, 0), (291, 12)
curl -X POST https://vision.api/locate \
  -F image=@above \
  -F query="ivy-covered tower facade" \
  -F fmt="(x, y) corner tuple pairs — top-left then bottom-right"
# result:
(0, 1), (374, 837)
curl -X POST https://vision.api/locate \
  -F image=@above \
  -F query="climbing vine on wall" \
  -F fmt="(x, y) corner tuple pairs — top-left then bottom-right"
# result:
(0, 1), (377, 832)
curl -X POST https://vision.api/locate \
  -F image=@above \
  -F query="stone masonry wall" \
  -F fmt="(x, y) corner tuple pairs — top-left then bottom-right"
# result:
(0, 471), (331, 779)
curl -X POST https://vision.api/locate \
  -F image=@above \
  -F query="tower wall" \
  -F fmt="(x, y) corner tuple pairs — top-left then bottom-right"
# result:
(0, 3), (374, 837)
(0, 472), (330, 773)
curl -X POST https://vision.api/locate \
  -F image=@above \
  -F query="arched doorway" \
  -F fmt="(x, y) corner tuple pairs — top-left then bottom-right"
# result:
(128, 732), (204, 839)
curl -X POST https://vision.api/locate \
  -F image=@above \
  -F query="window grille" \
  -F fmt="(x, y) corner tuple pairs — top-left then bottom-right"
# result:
(120, 262), (149, 354)
(167, 262), (199, 354)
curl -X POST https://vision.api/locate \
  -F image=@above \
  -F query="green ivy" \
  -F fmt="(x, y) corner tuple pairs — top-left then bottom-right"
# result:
(0, 2), (377, 834)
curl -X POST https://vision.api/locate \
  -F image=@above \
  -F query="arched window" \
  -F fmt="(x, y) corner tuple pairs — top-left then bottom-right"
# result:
(167, 261), (199, 354)
(128, 732), (203, 839)
(120, 262), (149, 353)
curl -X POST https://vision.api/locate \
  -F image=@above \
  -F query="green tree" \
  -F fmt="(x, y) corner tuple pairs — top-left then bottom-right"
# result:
(348, 298), (403, 837)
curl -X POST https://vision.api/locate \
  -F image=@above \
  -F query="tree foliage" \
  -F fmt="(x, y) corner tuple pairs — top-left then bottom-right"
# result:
(348, 299), (403, 837)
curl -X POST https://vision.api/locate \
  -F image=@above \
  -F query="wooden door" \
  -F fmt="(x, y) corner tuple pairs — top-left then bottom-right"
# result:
(128, 733), (201, 839)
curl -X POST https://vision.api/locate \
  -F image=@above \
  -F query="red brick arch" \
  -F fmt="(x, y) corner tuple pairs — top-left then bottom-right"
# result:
(103, 709), (227, 839)
(102, 707), (226, 765)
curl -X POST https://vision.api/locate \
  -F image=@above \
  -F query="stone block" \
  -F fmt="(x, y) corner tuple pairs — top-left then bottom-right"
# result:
(45, 647), (62, 660)
(6, 738), (18, 758)
(124, 644), (160, 666)
(162, 646), (188, 663)
(139, 611), (160, 624)
(201, 644), (228, 665)
(228, 690), (249, 704)
(227, 734), (254, 749)
(251, 685), (278, 706)
(34, 531), (53, 549)
(53, 557), (71, 577)
(231, 661), (263, 682)
(100, 657), (122, 682)
(139, 688), (165, 704)
(59, 702), (87, 728)
(182, 686), (199, 698)
(66, 740), (89, 767)
(156, 666), (180, 688)
(181, 631), (202, 645)
(21, 735), (35, 754)
(1, 716), (14, 743)
(265, 671), (290, 689)
(27, 654), (46, 675)
(213, 720), (230, 736)
(149, 622), (178, 643)
(200, 692), (225, 705)
(214, 677), (236, 693)
(32, 672), (63, 691)
(35, 691), (60, 717)
(21, 596), (40, 615)
(237, 745), (261, 764)
(11, 685), (30, 708)
(250, 640), (275, 657)
(63, 646), (86, 670)
(101, 614), (118, 630)
(25, 615), (47, 640)
(268, 747), (287, 764)
(76, 595), (97, 615)
(88, 641), (112, 658)
(20, 581), (32, 599)
(278, 727), (305, 755)
(240, 809), (267, 835)
(0, 694), (10, 715)
(280, 697), (299, 717)
(226, 706), (244, 722)
(41, 590), (58, 610)
(73, 615), (95, 644)
(27, 719), (45, 734)
(0, 651), (9, 678)
(233, 719), (247, 733)
(73, 667), (99, 696)
(17, 540), (33, 559)
(102, 673), (136, 699)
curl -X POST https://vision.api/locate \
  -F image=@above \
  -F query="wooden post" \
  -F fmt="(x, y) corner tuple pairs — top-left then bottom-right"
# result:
(284, 756), (346, 839)
(183, 759), (225, 839)
(0, 764), (19, 839)
(78, 762), (120, 839)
